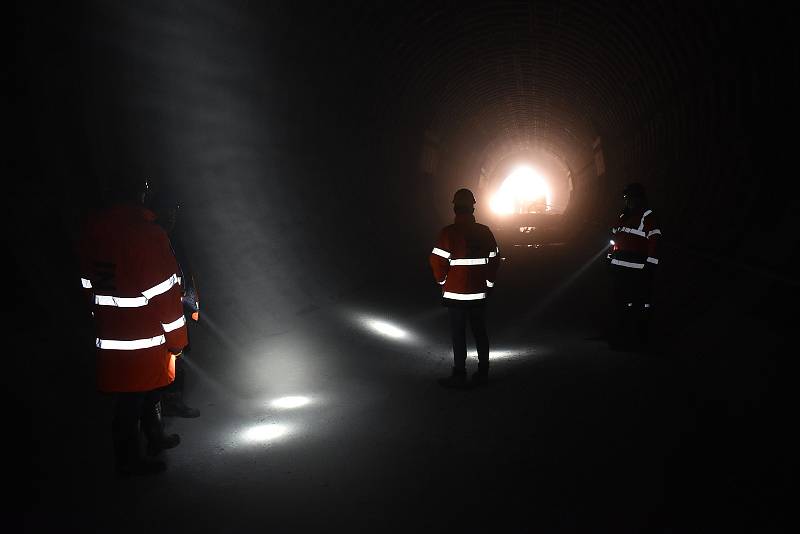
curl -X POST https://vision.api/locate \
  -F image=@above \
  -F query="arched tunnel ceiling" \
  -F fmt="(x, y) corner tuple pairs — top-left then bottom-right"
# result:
(297, 0), (784, 256)
(370, 1), (720, 170)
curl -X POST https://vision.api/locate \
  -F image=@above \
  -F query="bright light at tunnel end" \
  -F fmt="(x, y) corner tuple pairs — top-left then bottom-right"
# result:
(491, 166), (552, 215)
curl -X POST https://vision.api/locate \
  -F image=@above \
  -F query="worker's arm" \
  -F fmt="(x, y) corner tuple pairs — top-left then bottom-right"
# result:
(486, 230), (500, 292)
(182, 272), (200, 322)
(140, 228), (188, 354)
(429, 229), (450, 287)
(644, 212), (662, 268)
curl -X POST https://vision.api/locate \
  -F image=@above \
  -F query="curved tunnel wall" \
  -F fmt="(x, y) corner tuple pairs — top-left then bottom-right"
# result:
(13, 2), (798, 376)
(378, 2), (799, 351)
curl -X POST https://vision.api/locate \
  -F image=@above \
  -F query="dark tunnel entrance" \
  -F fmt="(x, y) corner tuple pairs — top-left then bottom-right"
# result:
(13, 1), (799, 532)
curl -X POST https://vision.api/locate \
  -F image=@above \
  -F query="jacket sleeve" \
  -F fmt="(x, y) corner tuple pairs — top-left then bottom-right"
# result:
(141, 229), (189, 352)
(611, 213), (621, 236)
(183, 272), (200, 322)
(429, 229), (450, 286)
(486, 230), (500, 288)
(643, 212), (662, 266)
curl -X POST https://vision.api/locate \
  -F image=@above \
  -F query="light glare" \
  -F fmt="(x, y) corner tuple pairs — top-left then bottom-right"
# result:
(271, 396), (311, 409)
(366, 319), (407, 339)
(466, 349), (529, 360)
(243, 423), (288, 443)
(491, 167), (552, 215)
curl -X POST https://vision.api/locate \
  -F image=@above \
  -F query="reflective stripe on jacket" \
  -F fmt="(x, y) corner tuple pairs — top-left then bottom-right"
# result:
(610, 208), (661, 269)
(429, 213), (500, 305)
(78, 204), (188, 393)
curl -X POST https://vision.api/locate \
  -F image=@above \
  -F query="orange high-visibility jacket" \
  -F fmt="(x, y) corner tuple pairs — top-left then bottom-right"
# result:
(609, 207), (662, 269)
(429, 213), (500, 305)
(78, 204), (188, 393)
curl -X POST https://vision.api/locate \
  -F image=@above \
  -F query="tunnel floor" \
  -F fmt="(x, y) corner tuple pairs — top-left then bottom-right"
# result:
(26, 239), (786, 533)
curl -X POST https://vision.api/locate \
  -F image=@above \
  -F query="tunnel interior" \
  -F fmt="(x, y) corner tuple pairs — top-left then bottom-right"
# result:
(13, 1), (799, 532)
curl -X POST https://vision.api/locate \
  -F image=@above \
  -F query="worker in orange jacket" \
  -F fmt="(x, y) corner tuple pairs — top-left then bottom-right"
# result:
(78, 175), (188, 476)
(429, 188), (500, 388)
(607, 182), (662, 350)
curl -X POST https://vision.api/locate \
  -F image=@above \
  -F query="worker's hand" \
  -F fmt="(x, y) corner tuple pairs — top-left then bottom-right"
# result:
(169, 349), (184, 359)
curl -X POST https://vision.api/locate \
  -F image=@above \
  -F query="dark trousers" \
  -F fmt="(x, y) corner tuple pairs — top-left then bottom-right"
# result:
(449, 306), (489, 371)
(611, 266), (655, 347)
(111, 389), (162, 463)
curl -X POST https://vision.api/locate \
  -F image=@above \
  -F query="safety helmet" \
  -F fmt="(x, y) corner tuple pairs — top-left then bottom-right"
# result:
(452, 188), (476, 206)
(622, 182), (646, 199)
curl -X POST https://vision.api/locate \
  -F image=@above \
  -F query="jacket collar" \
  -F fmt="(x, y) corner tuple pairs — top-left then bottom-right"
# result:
(109, 203), (158, 222)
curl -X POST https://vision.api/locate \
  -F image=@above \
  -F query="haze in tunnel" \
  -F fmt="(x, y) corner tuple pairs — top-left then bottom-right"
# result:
(13, 1), (798, 532)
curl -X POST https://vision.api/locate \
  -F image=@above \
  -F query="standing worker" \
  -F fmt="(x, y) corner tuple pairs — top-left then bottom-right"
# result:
(147, 183), (201, 419)
(608, 182), (662, 350)
(430, 188), (500, 388)
(78, 174), (188, 476)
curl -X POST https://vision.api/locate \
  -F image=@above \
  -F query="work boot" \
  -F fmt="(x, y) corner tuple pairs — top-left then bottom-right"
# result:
(471, 365), (489, 387)
(113, 423), (166, 477)
(146, 431), (180, 457)
(438, 367), (468, 389)
(142, 401), (181, 456)
(162, 392), (200, 418)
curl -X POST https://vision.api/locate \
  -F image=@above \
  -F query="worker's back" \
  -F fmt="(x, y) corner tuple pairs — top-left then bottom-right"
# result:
(79, 203), (187, 392)
(430, 212), (500, 305)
